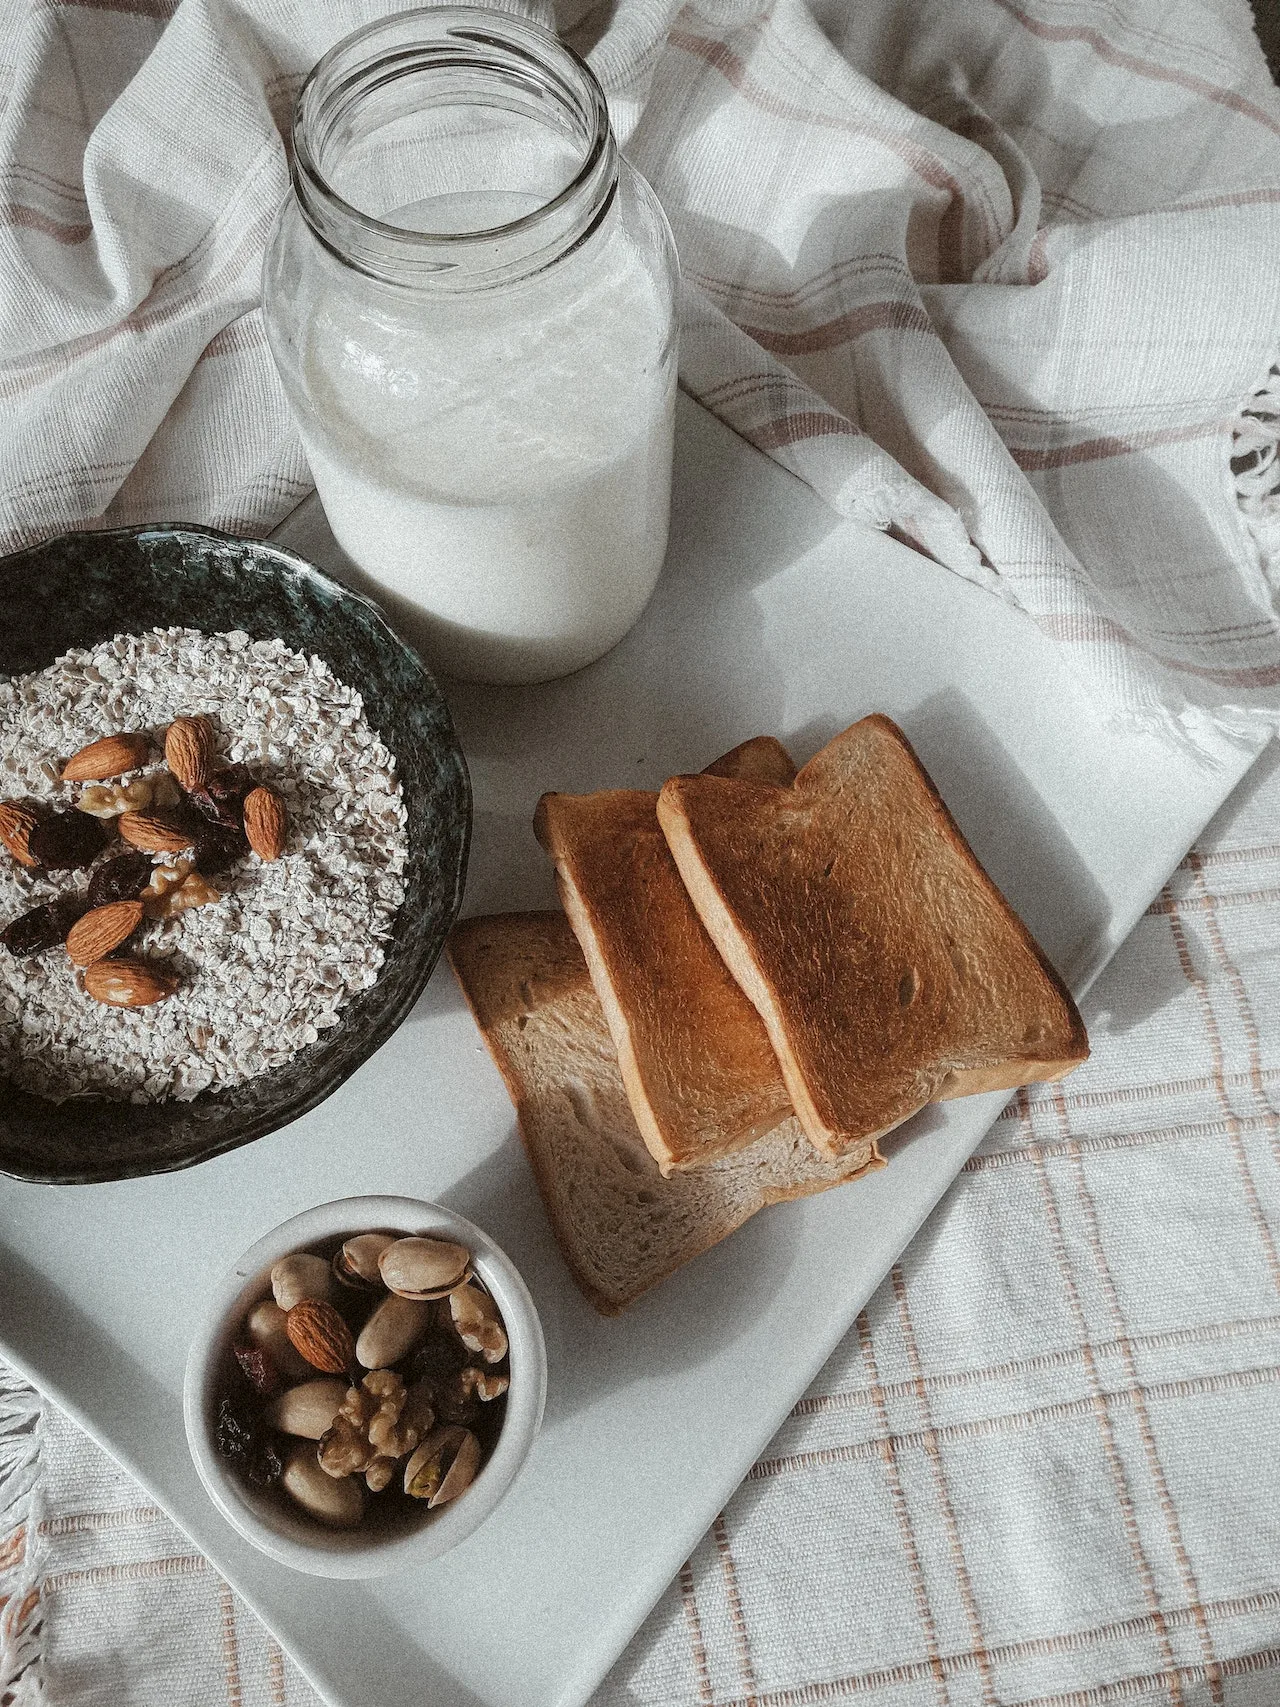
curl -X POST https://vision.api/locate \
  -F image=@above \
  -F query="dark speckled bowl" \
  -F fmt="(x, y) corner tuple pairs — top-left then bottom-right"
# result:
(0, 525), (470, 1185)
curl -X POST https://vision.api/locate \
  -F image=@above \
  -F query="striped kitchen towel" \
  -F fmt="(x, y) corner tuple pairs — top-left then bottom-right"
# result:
(0, 0), (1277, 750)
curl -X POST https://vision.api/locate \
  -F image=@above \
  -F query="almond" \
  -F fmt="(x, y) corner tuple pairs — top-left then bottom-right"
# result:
(118, 811), (196, 854)
(65, 900), (144, 967)
(243, 785), (287, 861)
(0, 802), (39, 868)
(61, 732), (150, 782)
(286, 1299), (356, 1375)
(83, 956), (178, 1008)
(164, 715), (215, 792)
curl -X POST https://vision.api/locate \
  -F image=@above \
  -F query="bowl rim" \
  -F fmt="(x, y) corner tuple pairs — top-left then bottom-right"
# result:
(182, 1194), (547, 1578)
(0, 523), (471, 1185)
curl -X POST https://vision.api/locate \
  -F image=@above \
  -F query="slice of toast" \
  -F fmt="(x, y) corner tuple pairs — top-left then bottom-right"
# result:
(534, 737), (796, 1176)
(656, 715), (1089, 1159)
(446, 911), (881, 1315)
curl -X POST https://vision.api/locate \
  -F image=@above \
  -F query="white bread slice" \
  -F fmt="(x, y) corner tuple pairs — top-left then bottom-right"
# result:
(446, 911), (881, 1315)
(656, 714), (1089, 1159)
(533, 737), (796, 1176)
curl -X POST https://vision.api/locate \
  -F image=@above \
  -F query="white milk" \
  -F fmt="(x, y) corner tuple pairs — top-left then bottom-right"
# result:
(300, 190), (676, 685)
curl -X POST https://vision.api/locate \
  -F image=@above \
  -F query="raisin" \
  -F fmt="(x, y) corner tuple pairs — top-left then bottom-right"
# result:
(215, 1396), (283, 1487)
(233, 1343), (280, 1398)
(187, 765), (253, 830)
(1, 896), (85, 956)
(247, 1435), (284, 1488)
(193, 821), (247, 877)
(27, 811), (109, 869)
(86, 851), (154, 908)
(403, 1327), (467, 1387)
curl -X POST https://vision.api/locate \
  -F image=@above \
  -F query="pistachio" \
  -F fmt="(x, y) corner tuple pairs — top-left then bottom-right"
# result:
(378, 1236), (470, 1302)
(355, 1293), (432, 1369)
(280, 1443), (366, 1528)
(244, 1299), (313, 1384)
(448, 1283), (509, 1364)
(266, 1378), (349, 1440)
(332, 1232), (396, 1290)
(270, 1253), (333, 1312)
(403, 1426), (482, 1508)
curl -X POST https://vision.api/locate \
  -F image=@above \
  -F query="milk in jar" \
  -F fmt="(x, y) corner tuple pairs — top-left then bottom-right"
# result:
(263, 10), (679, 685)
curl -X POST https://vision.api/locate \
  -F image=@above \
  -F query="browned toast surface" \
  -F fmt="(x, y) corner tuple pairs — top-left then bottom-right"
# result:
(657, 715), (1088, 1158)
(533, 736), (797, 1174)
(446, 912), (880, 1314)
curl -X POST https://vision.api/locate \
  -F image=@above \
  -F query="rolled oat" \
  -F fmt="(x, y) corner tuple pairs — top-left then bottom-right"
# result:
(0, 627), (409, 1102)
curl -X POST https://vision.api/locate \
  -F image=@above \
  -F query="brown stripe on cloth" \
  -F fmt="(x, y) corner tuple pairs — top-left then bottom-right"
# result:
(855, 1310), (951, 1705)
(0, 203), (91, 244)
(673, 1603), (1280, 1706)
(890, 1264), (998, 1702)
(668, 29), (974, 282)
(751, 1365), (1280, 1484)
(1009, 418), (1234, 471)
(677, 1559), (715, 1707)
(741, 299), (935, 356)
(989, 0), (1280, 141)
(1162, 897), (1280, 1292)
(1055, 1083), (1225, 1701)
(966, 1108), (1279, 1172)
(1026, 1104), (1185, 1699)
(712, 1512), (762, 1706)
(795, 1312), (1280, 1417)
(1181, 850), (1276, 1129)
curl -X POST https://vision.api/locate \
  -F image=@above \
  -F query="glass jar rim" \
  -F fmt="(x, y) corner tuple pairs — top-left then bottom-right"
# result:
(290, 6), (618, 290)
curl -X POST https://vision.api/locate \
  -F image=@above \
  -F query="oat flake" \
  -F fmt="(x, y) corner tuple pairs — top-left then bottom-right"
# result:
(0, 628), (409, 1103)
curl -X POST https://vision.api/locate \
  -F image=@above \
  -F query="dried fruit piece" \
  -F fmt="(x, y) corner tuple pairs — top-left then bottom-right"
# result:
(60, 732), (151, 782)
(0, 802), (40, 868)
(117, 811), (196, 854)
(215, 1396), (283, 1487)
(27, 811), (109, 869)
(285, 1299), (356, 1375)
(192, 821), (246, 877)
(1, 897), (84, 957)
(187, 764), (253, 829)
(83, 956), (178, 1008)
(87, 851), (154, 909)
(403, 1325), (467, 1387)
(66, 900), (144, 966)
(164, 715), (216, 791)
(233, 1343), (281, 1398)
(243, 785), (287, 861)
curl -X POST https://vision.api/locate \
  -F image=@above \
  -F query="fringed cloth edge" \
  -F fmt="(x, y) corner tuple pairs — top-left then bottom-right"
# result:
(0, 1369), (43, 1707)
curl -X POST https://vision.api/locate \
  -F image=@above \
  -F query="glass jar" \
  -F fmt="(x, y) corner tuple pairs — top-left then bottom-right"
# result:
(262, 7), (679, 686)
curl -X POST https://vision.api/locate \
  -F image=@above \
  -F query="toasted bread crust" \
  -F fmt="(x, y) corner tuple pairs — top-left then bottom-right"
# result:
(658, 715), (1088, 1157)
(533, 737), (798, 1175)
(447, 912), (880, 1314)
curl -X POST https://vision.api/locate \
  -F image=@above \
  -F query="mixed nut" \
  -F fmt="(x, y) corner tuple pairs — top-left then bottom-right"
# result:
(0, 714), (289, 1008)
(216, 1232), (510, 1532)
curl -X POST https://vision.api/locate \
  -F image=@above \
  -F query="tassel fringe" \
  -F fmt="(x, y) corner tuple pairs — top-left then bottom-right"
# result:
(1232, 363), (1280, 597)
(0, 1368), (44, 1707)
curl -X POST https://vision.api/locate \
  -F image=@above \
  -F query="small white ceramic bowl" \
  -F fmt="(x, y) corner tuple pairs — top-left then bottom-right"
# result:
(183, 1194), (546, 1578)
